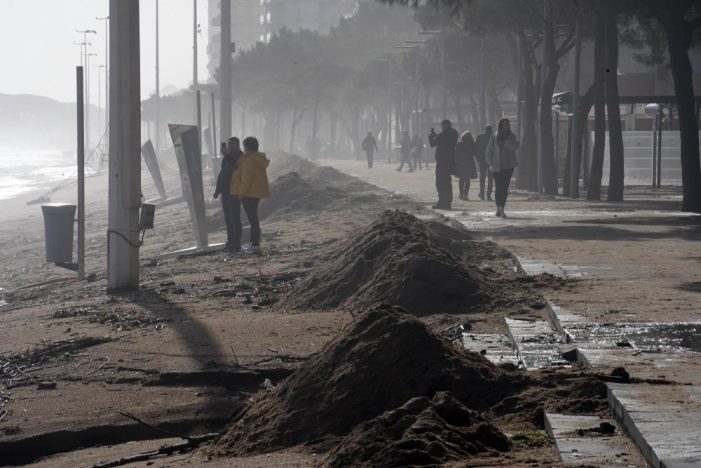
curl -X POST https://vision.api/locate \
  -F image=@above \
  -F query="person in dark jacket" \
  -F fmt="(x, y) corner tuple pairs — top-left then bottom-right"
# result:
(485, 118), (519, 218)
(428, 119), (458, 209)
(361, 132), (378, 169)
(213, 137), (242, 250)
(476, 125), (494, 201)
(396, 131), (414, 172)
(455, 131), (478, 201)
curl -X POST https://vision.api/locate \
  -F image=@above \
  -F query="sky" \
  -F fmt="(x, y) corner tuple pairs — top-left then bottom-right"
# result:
(0, 0), (210, 104)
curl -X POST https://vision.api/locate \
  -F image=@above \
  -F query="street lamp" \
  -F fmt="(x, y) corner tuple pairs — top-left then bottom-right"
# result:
(86, 52), (98, 149)
(96, 17), (110, 154)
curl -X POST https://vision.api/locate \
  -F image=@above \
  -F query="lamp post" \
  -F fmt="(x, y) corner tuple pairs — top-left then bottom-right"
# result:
(86, 52), (98, 149)
(397, 44), (421, 136)
(96, 17), (110, 154)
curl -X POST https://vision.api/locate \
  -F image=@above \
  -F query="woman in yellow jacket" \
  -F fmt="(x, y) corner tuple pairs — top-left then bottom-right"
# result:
(230, 137), (271, 253)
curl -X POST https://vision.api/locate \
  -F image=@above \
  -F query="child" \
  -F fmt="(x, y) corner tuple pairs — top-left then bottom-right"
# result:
(230, 137), (271, 253)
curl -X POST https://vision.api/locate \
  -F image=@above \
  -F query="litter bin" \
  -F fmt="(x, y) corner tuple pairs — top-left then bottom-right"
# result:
(41, 203), (76, 263)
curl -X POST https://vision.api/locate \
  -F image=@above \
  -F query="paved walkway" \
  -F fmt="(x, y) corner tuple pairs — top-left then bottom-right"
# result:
(321, 158), (701, 468)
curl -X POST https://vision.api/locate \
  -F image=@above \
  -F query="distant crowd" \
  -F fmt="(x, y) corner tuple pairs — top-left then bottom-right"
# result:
(361, 118), (519, 217)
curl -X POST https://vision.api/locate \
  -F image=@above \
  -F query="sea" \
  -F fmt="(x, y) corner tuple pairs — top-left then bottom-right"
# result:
(0, 149), (87, 201)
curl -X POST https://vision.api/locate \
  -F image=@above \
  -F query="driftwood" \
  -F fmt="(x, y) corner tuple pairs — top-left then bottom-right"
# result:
(90, 432), (220, 468)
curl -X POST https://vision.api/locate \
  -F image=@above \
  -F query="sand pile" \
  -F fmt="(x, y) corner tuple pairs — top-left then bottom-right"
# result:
(325, 391), (510, 467)
(210, 305), (508, 456)
(258, 172), (346, 220)
(282, 211), (494, 316)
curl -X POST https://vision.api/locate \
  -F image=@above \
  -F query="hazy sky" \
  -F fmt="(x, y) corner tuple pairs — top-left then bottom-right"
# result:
(0, 0), (210, 103)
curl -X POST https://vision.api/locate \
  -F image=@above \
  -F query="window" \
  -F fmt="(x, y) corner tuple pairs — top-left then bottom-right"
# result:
(259, 14), (264, 25)
(266, 11), (271, 22)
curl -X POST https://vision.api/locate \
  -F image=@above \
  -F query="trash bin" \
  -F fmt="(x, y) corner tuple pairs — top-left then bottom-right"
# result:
(41, 203), (76, 263)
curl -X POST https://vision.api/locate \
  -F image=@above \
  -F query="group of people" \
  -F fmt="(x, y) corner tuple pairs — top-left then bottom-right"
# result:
(360, 119), (518, 217)
(214, 136), (271, 253)
(429, 118), (519, 217)
(361, 131), (428, 171)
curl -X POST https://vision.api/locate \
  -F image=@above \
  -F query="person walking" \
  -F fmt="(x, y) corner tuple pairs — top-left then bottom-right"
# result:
(485, 118), (519, 218)
(396, 131), (414, 172)
(361, 132), (378, 169)
(476, 125), (494, 201)
(213, 137), (242, 251)
(230, 136), (271, 254)
(455, 131), (478, 201)
(428, 119), (458, 210)
(411, 134), (424, 170)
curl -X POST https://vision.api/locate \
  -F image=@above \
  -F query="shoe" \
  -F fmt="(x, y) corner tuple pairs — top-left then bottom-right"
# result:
(495, 207), (503, 217)
(501, 210), (508, 219)
(243, 243), (262, 254)
(478, 192), (485, 200)
(487, 196), (493, 201)
(432, 204), (450, 210)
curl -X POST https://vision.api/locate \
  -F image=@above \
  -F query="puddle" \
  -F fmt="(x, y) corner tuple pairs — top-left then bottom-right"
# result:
(567, 322), (701, 353)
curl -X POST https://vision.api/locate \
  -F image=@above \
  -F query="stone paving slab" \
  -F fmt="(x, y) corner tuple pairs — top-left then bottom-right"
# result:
(545, 413), (640, 466)
(504, 318), (568, 370)
(460, 333), (519, 367)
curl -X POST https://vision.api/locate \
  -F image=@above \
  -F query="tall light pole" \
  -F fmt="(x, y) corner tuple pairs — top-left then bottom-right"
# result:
(192, 0), (203, 154)
(155, 0), (161, 154)
(86, 52), (98, 149)
(220, 0), (232, 142)
(107, 0), (141, 291)
(384, 51), (403, 162)
(97, 16), (110, 154)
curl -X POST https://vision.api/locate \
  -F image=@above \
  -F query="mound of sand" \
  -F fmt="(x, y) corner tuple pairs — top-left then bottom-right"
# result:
(325, 391), (510, 467)
(210, 305), (507, 456)
(258, 172), (346, 219)
(282, 211), (493, 315)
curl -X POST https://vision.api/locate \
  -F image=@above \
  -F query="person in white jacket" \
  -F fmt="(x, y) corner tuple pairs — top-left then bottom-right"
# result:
(485, 118), (519, 218)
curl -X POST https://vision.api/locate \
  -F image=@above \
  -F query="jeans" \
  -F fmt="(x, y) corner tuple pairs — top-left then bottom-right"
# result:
(397, 152), (414, 171)
(435, 166), (453, 208)
(242, 198), (261, 245)
(493, 168), (514, 208)
(365, 150), (374, 168)
(479, 162), (494, 198)
(221, 194), (240, 246)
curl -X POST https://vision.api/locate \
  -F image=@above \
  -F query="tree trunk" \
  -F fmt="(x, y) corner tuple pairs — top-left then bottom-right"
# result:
(516, 44), (539, 191)
(311, 98), (320, 160)
(604, 8), (624, 201)
(664, 16), (701, 212)
(289, 109), (298, 154)
(588, 8), (606, 200)
(538, 0), (559, 194)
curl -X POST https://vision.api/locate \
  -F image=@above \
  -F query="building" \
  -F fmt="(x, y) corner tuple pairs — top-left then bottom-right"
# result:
(207, 0), (355, 74)
(207, 0), (264, 76)
(259, 0), (356, 42)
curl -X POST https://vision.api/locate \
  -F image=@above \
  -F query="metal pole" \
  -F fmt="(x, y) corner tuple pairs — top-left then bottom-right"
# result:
(569, 17), (582, 198)
(155, 0), (160, 155)
(196, 89), (203, 158)
(219, 0), (232, 141)
(211, 92), (217, 152)
(76, 67), (85, 280)
(479, 34), (487, 129)
(441, 31), (447, 120)
(85, 53), (91, 151)
(657, 111), (663, 187)
(387, 56), (392, 162)
(107, 0), (141, 291)
(652, 113), (658, 187)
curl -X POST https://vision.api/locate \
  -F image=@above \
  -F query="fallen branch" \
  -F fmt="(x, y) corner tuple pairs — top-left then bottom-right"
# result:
(118, 412), (190, 440)
(90, 432), (220, 468)
(85, 357), (110, 376)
